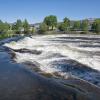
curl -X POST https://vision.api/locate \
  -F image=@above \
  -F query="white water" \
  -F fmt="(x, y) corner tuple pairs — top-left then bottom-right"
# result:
(3, 34), (100, 85)
(4, 34), (100, 71)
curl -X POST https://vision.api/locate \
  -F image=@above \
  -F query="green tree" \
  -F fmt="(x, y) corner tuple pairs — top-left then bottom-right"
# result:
(73, 21), (81, 30)
(58, 17), (70, 31)
(12, 23), (17, 35)
(81, 20), (89, 31)
(44, 15), (57, 30)
(95, 23), (100, 33)
(12, 24), (16, 30)
(91, 22), (96, 31)
(23, 19), (29, 34)
(31, 27), (35, 34)
(39, 23), (48, 33)
(0, 21), (10, 33)
(92, 19), (100, 33)
(16, 19), (22, 31)
(3, 22), (10, 32)
(58, 23), (67, 31)
(12, 19), (22, 34)
(63, 17), (70, 26)
(0, 20), (4, 32)
(63, 17), (70, 30)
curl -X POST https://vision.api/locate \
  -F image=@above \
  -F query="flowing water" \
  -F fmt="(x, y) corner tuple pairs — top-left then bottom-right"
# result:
(3, 34), (100, 87)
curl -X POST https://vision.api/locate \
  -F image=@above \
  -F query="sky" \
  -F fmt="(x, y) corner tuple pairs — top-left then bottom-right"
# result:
(0, 0), (100, 24)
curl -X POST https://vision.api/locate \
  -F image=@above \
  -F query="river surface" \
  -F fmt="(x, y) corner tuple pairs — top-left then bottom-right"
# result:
(0, 34), (100, 100)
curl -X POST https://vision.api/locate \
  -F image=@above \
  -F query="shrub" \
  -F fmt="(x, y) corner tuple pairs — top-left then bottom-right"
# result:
(38, 23), (48, 34)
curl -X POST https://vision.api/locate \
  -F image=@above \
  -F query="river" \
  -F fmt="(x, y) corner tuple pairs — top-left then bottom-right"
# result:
(0, 34), (100, 100)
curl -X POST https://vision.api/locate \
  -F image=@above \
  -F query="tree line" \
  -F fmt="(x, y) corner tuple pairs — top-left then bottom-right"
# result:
(0, 15), (100, 39)
(39, 15), (100, 33)
(0, 19), (33, 34)
(0, 19), (35, 39)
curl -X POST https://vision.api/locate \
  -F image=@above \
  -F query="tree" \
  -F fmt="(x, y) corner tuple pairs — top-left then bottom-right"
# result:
(63, 17), (70, 31)
(73, 21), (81, 30)
(58, 23), (68, 31)
(95, 23), (100, 33)
(16, 19), (22, 31)
(31, 27), (35, 34)
(39, 23), (48, 33)
(23, 19), (29, 34)
(0, 20), (4, 33)
(12, 19), (22, 34)
(63, 17), (70, 26)
(12, 24), (16, 30)
(0, 20), (10, 33)
(3, 22), (10, 32)
(58, 17), (70, 31)
(44, 15), (57, 30)
(92, 19), (100, 33)
(81, 20), (89, 31)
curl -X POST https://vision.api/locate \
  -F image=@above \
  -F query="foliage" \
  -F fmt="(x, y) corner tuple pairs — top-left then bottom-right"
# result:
(39, 23), (48, 33)
(12, 19), (23, 34)
(0, 20), (4, 32)
(92, 19), (100, 33)
(81, 20), (89, 31)
(58, 17), (70, 31)
(0, 21), (10, 33)
(73, 21), (81, 30)
(58, 23), (68, 31)
(1, 17), (100, 41)
(63, 17), (70, 27)
(44, 15), (57, 30)
(95, 23), (100, 33)
(0, 30), (14, 40)
(23, 19), (30, 34)
(31, 27), (35, 34)
(16, 19), (23, 31)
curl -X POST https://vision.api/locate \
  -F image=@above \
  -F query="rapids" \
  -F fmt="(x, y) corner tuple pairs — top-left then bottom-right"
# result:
(3, 34), (100, 86)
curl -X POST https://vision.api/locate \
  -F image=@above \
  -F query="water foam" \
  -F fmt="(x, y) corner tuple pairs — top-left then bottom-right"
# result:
(4, 34), (100, 77)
